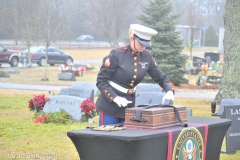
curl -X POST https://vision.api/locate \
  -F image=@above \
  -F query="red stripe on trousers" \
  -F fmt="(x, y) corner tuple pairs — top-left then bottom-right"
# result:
(167, 131), (172, 160)
(101, 112), (104, 125)
(204, 125), (208, 160)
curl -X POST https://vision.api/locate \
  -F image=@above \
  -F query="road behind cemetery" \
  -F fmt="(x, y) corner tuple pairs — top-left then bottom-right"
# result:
(0, 82), (217, 99)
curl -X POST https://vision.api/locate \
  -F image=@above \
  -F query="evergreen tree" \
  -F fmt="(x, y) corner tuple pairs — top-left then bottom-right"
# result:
(204, 25), (218, 47)
(138, 0), (188, 86)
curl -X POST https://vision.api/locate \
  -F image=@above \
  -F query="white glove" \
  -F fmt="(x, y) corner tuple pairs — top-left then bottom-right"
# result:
(113, 96), (132, 107)
(162, 91), (174, 105)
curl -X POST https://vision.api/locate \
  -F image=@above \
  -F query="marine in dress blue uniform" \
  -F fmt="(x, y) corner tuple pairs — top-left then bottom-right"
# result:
(96, 24), (174, 125)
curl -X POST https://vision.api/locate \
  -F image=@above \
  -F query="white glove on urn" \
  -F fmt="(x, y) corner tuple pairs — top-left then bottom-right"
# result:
(162, 91), (174, 105)
(113, 96), (132, 107)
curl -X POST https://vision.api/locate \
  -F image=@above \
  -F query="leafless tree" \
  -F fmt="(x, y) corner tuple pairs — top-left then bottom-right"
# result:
(37, 0), (68, 80)
(2, 0), (20, 44)
(199, 0), (226, 29)
(171, 0), (225, 31)
(184, 1), (204, 59)
(86, 0), (141, 48)
(0, 1), (7, 42)
(17, 0), (41, 66)
(62, 0), (89, 39)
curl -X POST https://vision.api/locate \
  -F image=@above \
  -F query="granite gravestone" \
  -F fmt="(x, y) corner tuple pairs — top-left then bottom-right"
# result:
(135, 91), (192, 116)
(221, 105), (240, 154)
(72, 81), (100, 96)
(4, 68), (19, 74)
(43, 95), (85, 121)
(59, 88), (94, 101)
(204, 52), (220, 62)
(58, 72), (76, 81)
(135, 83), (163, 94)
(186, 108), (192, 116)
(192, 56), (206, 67)
(135, 92), (166, 106)
(212, 98), (240, 116)
(62, 70), (78, 76)
(0, 71), (10, 78)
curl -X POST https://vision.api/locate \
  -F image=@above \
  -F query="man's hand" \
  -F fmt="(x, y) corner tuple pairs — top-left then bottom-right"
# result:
(113, 96), (132, 107)
(162, 91), (174, 105)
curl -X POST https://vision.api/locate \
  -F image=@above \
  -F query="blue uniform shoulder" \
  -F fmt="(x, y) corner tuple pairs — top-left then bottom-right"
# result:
(112, 46), (128, 54)
(142, 49), (152, 56)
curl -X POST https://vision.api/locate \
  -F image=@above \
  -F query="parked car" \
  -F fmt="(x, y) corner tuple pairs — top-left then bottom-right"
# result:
(0, 45), (20, 67)
(19, 46), (74, 66)
(76, 35), (94, 42)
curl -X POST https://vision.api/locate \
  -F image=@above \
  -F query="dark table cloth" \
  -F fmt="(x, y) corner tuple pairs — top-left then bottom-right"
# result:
(67, 116), (231, 160)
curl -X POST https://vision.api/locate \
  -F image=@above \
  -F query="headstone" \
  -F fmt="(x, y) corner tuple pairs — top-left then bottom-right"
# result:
(58, 72), (76, 81)
(193, 56), (206, 67)
(72, 81), (100, 96)
(205, 56), (211, 66)
(43, 95), (85, 121)
(212, 98), (240, 116)
(4, 68), (19, 74)
(0, 71), (10, 78)
(220, 105), (240, 154)
(186, 108), (192, 116)
(62, 70), (78, 76)
(135, 92), (166, 106)
(59, 88), (94, 101)
(135, 83), (163, 94)
(204, 52), (220, 62)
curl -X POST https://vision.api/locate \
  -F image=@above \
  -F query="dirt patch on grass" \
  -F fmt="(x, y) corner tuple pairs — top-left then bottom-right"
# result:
(0, 89), (46, 95)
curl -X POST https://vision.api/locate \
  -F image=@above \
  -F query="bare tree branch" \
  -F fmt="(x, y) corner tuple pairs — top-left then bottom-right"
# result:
(86, 0), (141, 47)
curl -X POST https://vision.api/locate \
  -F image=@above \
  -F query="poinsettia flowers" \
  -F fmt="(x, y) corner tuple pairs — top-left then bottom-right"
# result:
(80, 98), (95, 115)
(34, 114), (51, 124)
(80, 98), (98, 122)
(28, 94), (50, 112)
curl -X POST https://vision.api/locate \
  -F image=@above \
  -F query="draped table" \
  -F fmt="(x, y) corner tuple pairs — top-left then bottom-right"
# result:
(67, 116), (231, 160)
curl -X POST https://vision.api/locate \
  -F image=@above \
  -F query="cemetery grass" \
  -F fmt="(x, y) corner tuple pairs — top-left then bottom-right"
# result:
(0, 90), (239, 160)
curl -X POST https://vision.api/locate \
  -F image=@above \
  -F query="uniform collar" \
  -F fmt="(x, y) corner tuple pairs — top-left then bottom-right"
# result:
(127, 44), (139, 56)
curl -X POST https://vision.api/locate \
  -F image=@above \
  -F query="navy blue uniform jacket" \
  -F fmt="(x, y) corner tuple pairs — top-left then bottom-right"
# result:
(96, 44), (173, 118)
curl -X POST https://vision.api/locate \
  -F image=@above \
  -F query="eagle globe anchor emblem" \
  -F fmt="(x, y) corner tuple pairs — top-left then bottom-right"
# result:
(182, 140), (197, 160)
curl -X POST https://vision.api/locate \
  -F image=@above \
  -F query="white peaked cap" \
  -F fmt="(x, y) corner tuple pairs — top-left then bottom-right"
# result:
(130, 24), (158, 47)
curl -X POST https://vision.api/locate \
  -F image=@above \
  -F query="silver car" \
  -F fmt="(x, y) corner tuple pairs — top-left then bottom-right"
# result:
(76, 35), (94, 42)
(20, 46), (74, 66)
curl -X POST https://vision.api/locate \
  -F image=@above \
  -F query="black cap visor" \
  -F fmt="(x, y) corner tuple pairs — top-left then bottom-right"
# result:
(134, 34), (152, 47)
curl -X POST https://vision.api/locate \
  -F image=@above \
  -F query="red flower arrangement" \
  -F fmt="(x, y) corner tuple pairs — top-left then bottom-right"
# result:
(34, 114), (50, 124)
(28, 94), (49, 112)
(80, 98), (97, 122)
(33, 109), (72, 124)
